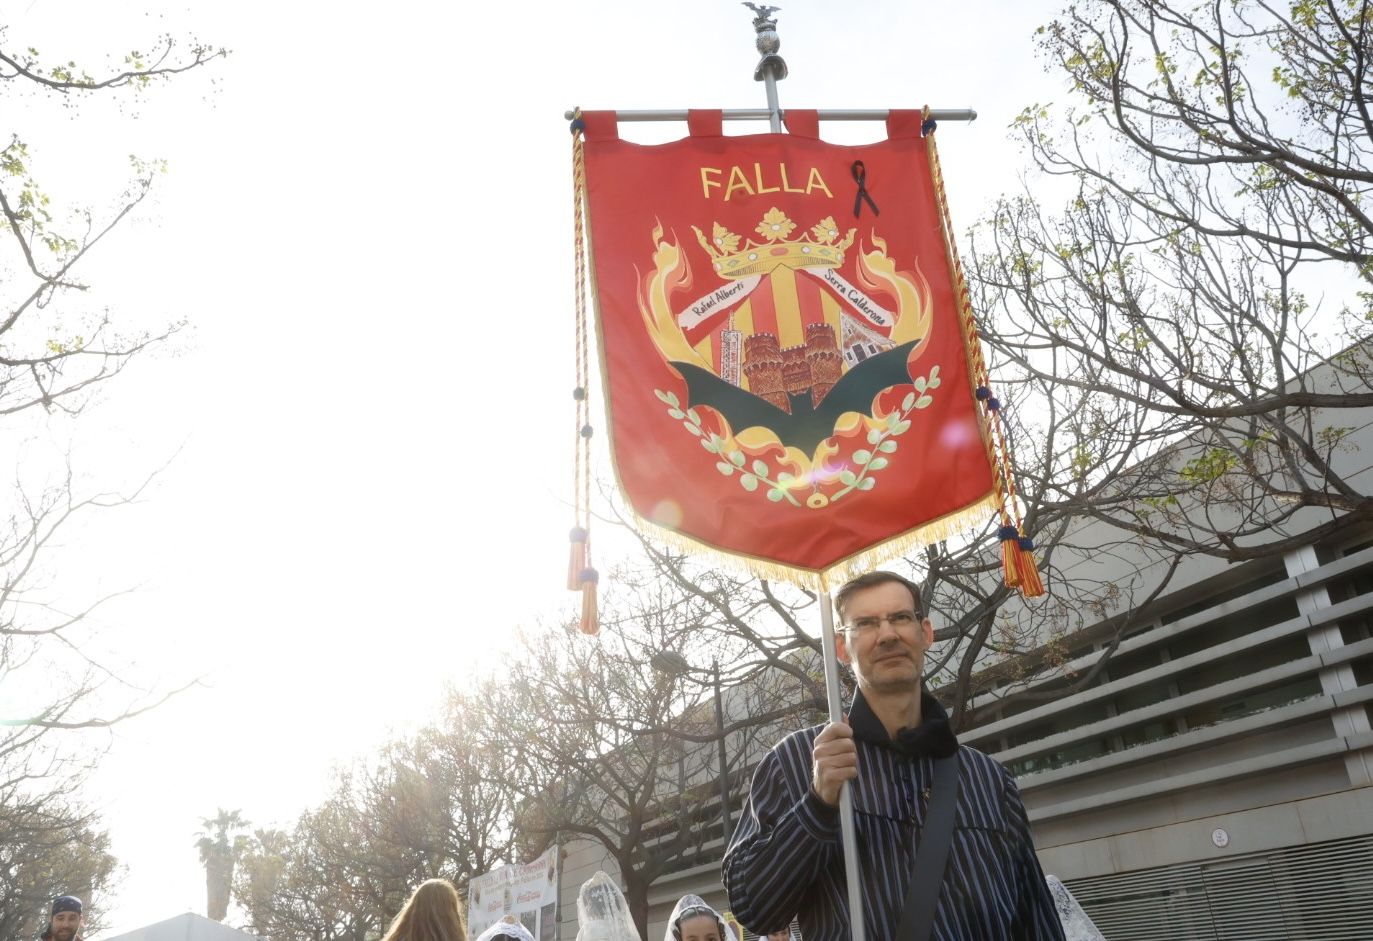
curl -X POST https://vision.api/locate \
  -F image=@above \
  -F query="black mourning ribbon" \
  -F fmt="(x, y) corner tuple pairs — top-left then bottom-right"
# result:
(852, 160), (880, 218)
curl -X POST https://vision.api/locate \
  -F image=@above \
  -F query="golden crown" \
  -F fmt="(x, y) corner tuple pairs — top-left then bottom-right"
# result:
(692, 209), (856, 280)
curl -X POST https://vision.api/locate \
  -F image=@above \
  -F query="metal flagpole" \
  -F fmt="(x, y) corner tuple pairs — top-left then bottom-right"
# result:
(560, 107), (978, 124)
(748, 9), (867, 939)
(818, 590), (868, 941)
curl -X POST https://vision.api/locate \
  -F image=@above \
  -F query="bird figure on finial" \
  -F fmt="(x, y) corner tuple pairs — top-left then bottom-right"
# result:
(744, 3), (781, 27)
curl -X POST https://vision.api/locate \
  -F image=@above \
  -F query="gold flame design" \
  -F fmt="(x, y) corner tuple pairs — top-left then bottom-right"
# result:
(639, 224), (710, 371)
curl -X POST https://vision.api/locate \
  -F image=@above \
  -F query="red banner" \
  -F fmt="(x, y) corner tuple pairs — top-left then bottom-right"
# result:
(579, 110), (1000, 585)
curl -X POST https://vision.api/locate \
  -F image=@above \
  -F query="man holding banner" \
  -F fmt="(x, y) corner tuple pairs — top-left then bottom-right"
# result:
(722, 571), (1064, 940)
(573, 97), (1054, 940)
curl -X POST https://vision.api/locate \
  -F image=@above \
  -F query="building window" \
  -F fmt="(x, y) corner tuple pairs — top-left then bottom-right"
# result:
(1120, 718), (1178, 749)
(1113, 679), (1174, 716)
(1181, 675), (1322, 732)
(1173, 635), (1309, 696)
(1165, 599), (1301, 661)
(1160, 566), (1288, 627)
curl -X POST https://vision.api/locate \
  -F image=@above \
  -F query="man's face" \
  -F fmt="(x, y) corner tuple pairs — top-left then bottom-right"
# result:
(51, 912), (81, 941)
(835, 580), (933, 694)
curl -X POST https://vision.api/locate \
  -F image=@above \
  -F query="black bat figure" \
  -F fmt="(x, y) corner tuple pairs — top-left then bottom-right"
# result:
(672, 340), (919, 454)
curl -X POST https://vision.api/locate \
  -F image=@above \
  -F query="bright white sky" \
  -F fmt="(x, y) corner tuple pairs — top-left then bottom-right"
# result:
(5, 0), (1069, 933)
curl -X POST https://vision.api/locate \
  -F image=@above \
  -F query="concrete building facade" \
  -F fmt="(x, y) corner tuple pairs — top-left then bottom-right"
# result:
(980, 535), (1373, 941)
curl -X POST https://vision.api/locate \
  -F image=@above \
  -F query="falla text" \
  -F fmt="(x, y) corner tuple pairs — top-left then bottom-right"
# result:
(699, 163), (834, 201)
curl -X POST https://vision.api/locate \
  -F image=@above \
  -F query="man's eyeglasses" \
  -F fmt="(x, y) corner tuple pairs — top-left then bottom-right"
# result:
(838, 610), (923, 636)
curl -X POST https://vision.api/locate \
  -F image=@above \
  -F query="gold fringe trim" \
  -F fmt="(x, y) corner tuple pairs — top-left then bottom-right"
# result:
(814, 492), (1001, 590)
(614, 491), (1001, 594)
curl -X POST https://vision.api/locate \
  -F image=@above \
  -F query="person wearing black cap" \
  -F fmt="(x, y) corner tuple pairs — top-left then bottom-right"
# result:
(49, 896), (84, 941)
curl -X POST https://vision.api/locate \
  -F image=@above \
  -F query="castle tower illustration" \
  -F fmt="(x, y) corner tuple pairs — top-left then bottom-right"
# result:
(742, 333), (789, 411)
(742, 322), (844, 412)
(781, 345), (810, 398)
(804, 323), (842, 407)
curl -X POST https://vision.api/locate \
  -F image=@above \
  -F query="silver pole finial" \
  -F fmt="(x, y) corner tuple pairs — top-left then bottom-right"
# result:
(743, 3), (787, 131)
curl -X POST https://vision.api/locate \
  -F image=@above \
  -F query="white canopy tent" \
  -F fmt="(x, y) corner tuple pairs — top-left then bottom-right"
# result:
(100, 913), (262, 941)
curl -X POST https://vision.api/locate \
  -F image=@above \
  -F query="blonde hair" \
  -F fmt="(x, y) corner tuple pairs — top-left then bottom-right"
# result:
(382, 879), (467, 941)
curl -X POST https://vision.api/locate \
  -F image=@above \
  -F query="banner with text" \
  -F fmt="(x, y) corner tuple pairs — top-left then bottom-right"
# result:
(578, 109), (1001, 585)
(466, 847), (559, 941)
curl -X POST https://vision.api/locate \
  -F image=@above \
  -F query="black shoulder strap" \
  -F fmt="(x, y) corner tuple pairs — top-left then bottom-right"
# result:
(896, 750), (960, 940)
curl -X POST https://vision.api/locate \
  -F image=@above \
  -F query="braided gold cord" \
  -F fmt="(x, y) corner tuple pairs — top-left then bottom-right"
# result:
(923, 108), (1025, 534)
(572, 110), (592, 569)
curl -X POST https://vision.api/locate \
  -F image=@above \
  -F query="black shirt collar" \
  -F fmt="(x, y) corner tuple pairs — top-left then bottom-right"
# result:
(848, 686), (959, 759)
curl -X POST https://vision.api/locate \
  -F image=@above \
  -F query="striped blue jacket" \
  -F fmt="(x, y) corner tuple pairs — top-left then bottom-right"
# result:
(722, 692), (1065, 940)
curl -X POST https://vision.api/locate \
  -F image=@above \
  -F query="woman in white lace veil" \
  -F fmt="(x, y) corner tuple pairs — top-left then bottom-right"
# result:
(475, 916), (536, 941)
(575, 872), (642, 941)
(663, 895), (739, 941)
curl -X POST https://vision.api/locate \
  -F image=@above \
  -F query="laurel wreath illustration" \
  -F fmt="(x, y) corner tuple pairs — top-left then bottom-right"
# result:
(655, 366), (941, 509)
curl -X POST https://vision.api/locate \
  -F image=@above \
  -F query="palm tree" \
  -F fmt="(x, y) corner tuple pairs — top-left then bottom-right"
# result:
(195, 808), (249, 922)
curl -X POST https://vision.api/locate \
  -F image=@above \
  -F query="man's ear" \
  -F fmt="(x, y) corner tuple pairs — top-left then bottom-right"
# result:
(835, 629), (852, 665)
(921, 617), (934, 649)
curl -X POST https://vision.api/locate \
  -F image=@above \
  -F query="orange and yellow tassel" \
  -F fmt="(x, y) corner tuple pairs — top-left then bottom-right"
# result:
(567, 527), (588, 591)
(1017, 535), (1045, 597)
(578, 567), (599, 635)
(999, 524), (1022, 589)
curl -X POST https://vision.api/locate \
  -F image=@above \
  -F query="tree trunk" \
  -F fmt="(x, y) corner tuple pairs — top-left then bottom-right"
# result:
(623, 872), (651, 941)
(206, 852), (232, 921)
